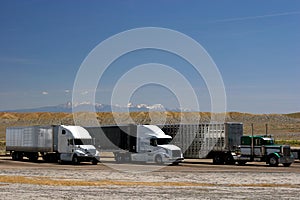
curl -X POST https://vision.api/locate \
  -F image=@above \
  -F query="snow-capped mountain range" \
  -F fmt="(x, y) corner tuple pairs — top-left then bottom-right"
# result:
(4, 102), (186, 113)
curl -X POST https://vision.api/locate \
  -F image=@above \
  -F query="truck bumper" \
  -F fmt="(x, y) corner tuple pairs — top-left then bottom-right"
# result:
(164, 157), (184, 164)
(78, 154), (100, 162)
(279, 156), (294, 164)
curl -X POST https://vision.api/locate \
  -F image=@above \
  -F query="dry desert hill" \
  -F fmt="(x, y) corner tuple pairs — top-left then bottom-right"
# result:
(0, 111), (300, 141)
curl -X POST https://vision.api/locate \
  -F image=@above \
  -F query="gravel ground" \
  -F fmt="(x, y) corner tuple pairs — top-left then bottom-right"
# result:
(1, 163), (300, 200)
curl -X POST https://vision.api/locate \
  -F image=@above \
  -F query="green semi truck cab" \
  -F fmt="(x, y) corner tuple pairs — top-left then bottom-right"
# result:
(233, 135), (294, 167)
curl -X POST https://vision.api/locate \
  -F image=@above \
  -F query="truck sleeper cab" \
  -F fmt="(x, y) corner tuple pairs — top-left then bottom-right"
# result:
(58, 125), (100, 164)
(131, 125), (183, 164)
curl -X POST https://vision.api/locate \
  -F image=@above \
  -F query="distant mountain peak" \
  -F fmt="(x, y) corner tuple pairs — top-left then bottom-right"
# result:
(3, 102), (183, 113)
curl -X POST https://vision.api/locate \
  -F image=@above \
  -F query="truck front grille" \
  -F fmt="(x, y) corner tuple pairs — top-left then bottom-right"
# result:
(172, 150), (182, 157)
(282, 146), (291, 156)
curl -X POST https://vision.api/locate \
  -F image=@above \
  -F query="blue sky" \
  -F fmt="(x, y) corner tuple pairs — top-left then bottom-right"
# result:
(0, 0), (299, 113)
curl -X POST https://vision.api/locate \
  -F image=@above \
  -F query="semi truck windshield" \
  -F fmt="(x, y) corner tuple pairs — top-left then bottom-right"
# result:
(150, 138), (172, 146)
(74, 139), (92, 145)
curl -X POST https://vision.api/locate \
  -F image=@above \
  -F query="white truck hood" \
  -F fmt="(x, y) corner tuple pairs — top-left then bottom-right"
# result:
(158, 144), (181, 151)
(76, 145), (96, 150)
(75, 145), (98, 156)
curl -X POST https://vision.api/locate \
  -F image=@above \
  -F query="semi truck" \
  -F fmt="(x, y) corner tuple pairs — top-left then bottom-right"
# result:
(6, 125), (100, 165)
(85, 124), (183, 164)
(233, 135), (294, 167)
(160, 123), (294, 166)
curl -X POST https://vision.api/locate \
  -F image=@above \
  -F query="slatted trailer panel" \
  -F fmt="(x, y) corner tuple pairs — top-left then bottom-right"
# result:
(161, 123), (243, 158)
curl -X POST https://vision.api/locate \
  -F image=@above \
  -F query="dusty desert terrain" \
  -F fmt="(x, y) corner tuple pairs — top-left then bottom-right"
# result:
(1, 157), (300, 200)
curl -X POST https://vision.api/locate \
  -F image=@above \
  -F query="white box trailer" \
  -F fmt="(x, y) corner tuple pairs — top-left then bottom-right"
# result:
(6, 125), (100, 164)
(6, 126), (55, 153)
(160, 123), (243, 164)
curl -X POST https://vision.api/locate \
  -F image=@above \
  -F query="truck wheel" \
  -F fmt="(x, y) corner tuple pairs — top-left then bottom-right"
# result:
(268, 155), (279, 167)
(12, 152), (17, 161)
(224, 154), (235, 165)
(170, 162), (179, 166)
(42, 154), (49, 162)
(92, 159), (98, 165)
(12, 152), (23, 161)
(283, 163), (291, 167)
(28, 153), (39, 162)
(115, 154), (123, 163)
(124, 154), (131, 163)
(58, 160), (64, 165)
(213, 154), (224, 165)
(72, 155), (80, 165)
(237, 161), (247, 166)
(155, 155), (163, 165)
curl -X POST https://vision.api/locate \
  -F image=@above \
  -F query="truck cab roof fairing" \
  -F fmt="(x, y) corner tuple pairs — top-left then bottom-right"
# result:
(138, 125), (171, 139)
(61, 125), (92, 139)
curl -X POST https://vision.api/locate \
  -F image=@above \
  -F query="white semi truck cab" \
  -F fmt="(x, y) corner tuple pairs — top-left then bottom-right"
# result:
(58, 125), (100, 164)
(130, 125), (183, 164)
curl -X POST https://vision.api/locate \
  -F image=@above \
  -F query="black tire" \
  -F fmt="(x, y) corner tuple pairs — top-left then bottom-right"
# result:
(12, 152), (17, 161)
(42, 154), (51, 162)
(92, 159), (98, 165)
(170, 162), (179, 166)
(115, 153), (123, 163)
(12, 152), (23, 161)
(123, 154), (131, 163)
(28, 153), (39, 162)
(72, 155), (80, 165)
(237, 161), (247, 166)
(213, 154), (224, 165)
(283, 163), (291, 167)
(224, 154), (235, 165)
(268, 155), (279, 167)
(42, 155), (49, 162)
(155, 155), (163, 165)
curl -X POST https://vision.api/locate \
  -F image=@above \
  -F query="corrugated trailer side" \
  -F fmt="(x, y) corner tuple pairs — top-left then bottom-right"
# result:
(161, 123), (243, 164)
(6, 126), (54, 152)
(161, 123), (226, 158)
